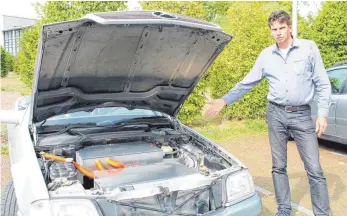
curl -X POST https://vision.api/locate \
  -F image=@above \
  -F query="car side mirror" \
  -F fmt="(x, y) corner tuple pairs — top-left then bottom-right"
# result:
(14, 95), (31, 111)
(0, 110), (25, 125)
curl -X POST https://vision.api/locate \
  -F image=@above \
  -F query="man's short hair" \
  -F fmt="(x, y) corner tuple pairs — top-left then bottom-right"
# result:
(268, 10), (291, 27)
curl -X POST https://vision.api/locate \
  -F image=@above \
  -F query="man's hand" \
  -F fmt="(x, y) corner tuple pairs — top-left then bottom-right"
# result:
(205, 98), (226, 118)
(316, 116), (327, 137)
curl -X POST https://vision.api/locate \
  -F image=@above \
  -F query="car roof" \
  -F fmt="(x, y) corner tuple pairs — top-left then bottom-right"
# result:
(327, 61), (347, 72)
(331, 61), (347, 68)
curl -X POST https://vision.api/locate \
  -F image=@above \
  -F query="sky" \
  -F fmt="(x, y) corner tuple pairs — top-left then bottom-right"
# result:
(0, 0), (46, 19)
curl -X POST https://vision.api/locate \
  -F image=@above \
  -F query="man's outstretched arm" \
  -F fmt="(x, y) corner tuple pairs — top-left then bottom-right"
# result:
(206, 54), (265, 117)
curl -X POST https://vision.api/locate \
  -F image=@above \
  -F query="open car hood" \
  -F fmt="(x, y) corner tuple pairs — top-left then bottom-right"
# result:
(31, 11), (232, 123)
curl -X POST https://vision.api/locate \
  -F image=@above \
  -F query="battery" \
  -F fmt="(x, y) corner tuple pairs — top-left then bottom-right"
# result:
(75, 141), (165, 170)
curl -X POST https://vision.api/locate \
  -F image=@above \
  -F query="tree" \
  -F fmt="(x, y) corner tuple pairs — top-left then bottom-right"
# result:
(300, 2), (347, 68)
(35, 1), (126, 24)
(141, 1), (208, 20)
(201, 1), (232, 22)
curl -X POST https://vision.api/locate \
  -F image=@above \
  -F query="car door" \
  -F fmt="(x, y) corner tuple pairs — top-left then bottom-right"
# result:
(311, 67), (347, 136)
(335, 73), (347, 140)
(311, 95), (338, 136)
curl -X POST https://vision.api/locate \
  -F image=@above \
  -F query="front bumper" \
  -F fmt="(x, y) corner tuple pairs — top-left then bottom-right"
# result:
(203, 193), (262, 216)
(92, 193), (262, 216)
(26, 194), (262, 216)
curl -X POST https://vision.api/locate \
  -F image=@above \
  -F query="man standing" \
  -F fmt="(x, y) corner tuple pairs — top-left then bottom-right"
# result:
(207, 10), (331, 216)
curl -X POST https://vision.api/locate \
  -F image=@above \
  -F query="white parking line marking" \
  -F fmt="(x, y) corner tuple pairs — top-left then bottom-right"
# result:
(255, 185), (272, 196)
(291, 202), (314, 216)
(256, 185), (314, 216)
(330, 151), (347, 157)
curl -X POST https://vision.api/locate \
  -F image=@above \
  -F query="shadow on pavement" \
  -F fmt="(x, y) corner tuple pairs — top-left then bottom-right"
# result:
(318, 139), (347, 155)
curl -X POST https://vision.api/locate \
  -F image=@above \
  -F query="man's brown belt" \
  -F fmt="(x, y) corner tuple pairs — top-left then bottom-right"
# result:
(270, 101), (311, 112)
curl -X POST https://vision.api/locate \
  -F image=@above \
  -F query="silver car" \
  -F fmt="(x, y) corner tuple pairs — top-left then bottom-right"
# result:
(0, 11), (262, 216)
(311, 62), (347, 144)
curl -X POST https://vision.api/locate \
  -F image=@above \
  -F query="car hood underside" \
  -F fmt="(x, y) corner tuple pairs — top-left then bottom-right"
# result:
(31, 11), (232, 122)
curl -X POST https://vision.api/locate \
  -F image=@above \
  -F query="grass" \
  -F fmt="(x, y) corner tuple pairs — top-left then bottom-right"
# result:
(1, 123), (8, 145)
(0, 72), (31, 96)
(1, 72), (29, 149)
(192, 118), (267, 142)
(1, 145), (9, 155)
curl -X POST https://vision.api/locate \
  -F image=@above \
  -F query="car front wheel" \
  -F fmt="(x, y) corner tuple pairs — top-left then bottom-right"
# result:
(1, 180), (18, 216)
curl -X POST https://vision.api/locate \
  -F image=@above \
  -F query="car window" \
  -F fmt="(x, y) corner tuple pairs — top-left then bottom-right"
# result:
(328, 68), (347, 94)
(49, 107), (162, 120)
(342, 80), (347, 94)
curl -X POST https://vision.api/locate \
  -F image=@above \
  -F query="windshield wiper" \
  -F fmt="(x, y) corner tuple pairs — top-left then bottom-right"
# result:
(96, 116), (168, 127)
(107, 178), (220, 216)
(127, 116), (168, 120)
(38, 116), (168, 136)
(38, 121), (145, 136)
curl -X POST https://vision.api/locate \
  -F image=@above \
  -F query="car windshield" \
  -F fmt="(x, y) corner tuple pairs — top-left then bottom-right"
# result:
(40, 107), (164, 126)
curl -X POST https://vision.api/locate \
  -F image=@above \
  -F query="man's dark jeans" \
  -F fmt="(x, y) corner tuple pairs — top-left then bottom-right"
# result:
(266, 103), (330, 216)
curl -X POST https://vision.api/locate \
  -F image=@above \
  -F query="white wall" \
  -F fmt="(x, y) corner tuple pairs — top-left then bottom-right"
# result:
(1, 15), (37, 50)
(0, 16), (3, 46)
(2, 15), (36, 31)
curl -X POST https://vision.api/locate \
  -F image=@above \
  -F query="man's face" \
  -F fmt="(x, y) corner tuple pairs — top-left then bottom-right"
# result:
(270, 21), (292, 45)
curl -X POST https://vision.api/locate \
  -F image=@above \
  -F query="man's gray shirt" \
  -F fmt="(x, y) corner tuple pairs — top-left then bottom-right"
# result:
(222, 39), (331, 117)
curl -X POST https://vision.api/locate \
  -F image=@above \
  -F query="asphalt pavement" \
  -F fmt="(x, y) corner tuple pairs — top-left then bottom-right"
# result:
(220, 135), (347, 216)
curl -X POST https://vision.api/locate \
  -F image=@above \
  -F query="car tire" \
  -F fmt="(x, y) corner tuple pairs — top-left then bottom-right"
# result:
(1, 180), (19, 216)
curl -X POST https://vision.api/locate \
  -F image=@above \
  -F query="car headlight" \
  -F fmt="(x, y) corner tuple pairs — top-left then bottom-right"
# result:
(226, 169), (256, 205)
(30, 199), (100, 216)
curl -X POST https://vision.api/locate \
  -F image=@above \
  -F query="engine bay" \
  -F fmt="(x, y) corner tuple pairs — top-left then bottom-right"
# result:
(38, 126), (232, 189)
(35, 123), (239, 214)
(31, 120), (246, 215)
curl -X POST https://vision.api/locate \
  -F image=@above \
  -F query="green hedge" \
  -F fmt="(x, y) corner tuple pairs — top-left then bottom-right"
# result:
(1, 47), (13, 77)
